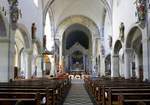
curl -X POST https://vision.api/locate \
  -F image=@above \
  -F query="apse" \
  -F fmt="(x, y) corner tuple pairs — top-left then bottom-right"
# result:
(66, 31), (89, 49)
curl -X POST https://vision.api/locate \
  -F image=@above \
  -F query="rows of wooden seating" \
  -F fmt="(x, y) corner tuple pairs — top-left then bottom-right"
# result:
(84, 77), (150, 105)
(0, 77), (71, 105)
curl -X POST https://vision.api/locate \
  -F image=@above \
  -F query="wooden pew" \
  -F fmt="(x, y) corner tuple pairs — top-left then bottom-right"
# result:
(0, 92), (41, 105)
(103, 87), (150, 105)
(0, 77), (71, 105)
(84, 77), (150, 105)
(118, 93), (150, 105)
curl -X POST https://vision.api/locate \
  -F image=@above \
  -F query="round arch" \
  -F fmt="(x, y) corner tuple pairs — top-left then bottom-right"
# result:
(14, 24), (31, 79)
(16, 24), (31, 48)
(111, 39), (123, 77)
(56, 15), (99, 39)
(62, 23), (92, 55)
(57, 15), (100, 73)
(125, 26), (143, 80)
(125, 26), (142, 48)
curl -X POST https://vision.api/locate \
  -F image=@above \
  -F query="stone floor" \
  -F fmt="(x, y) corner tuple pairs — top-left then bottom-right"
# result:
(63, 79), (93, 105)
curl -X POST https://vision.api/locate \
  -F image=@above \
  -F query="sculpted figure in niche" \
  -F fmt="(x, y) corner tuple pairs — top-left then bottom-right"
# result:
(43, 35), (46, 49)
(31, 23), (37, 39)
(119, 22), (125, 41)
(109, 36), (112, 48)
(8, 0), (19, 23)
(135, 0), (146, 21)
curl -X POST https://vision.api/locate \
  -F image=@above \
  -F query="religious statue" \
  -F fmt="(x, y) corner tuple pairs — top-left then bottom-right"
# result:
(11, 7), (19, 23)
(135, 0), (146, 21)
(109, 36), (112, 48)
(31, 23), (37, 39)
(119, 22), (125, 41)
(43, 35), (46, 49)
(8, 0), (19, 23)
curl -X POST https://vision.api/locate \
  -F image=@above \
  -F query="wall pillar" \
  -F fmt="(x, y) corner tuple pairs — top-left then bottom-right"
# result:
(50, 56), (55, 76)
(100, 56), (105, 76)
(83, 55), (86, 71)
(135, 54), (140, 78)
(111, 54), (119, 77)
(24, 49), (32, 79)
(0, 40), (9, 82)
(124, 48), (133, 79)
(92, 38), (96, 76)
(36, 56), (42, 77)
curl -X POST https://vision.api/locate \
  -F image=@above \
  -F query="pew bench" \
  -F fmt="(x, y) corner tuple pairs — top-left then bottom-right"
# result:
(104, 88), (150, 105)
(0, 92), (41, 105)
(118, 93), (150, 105)
(0, 78), (71, 105)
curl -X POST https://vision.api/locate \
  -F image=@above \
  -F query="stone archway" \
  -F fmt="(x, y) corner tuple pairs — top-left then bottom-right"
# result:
(14, 25), (31, 79)
(111, 40), (122, 77)
(31, 43), (39, 77)
(62, 24), (91, 73)
(56, 15), (100, 75)
(125, 26), (143, 80)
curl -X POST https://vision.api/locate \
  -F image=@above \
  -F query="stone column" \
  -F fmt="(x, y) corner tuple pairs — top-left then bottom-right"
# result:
(24, 49), (32, 79)
(92, 38), (96, 75)
(124, 48), (133, 79)
(83, 55), (86, 71)
(135, 54), (140, 78)
(137, 0), (150, 80)
(7, 0), (19, 81)
(65, 55), (68, 72)
(59, 41), (63, 71)
(92, 56), (96, 76)
(0, 39), (9, 82)
(111, 54), (119, 77)
(101, 56), (105, 76)
(36, 56), (42, 77)
(142, 2), (150, 80)
(50, 57), (55, 76)
(69, 55), (72, 71)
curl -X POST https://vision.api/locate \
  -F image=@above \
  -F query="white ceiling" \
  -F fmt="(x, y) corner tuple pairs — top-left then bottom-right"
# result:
(42, 0), (108, 29)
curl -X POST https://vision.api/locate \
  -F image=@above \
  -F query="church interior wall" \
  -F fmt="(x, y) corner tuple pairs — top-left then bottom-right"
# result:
(0, 0), (150, 81)
(18, 0), (43, 44)
(112, 0), (137, 46)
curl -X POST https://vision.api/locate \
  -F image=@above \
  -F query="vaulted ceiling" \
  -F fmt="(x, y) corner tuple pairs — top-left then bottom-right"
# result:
(42, 0), (111, 29)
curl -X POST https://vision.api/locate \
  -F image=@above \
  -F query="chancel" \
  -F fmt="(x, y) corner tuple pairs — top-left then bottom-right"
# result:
(0, 0), (150, 105)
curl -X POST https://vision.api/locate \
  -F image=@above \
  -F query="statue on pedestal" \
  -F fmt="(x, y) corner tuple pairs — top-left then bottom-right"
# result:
(43, 35), (46, 49)
(119, 22), (125, 41)
(31, 23), (37, 39)
(109, 36), (112, 48)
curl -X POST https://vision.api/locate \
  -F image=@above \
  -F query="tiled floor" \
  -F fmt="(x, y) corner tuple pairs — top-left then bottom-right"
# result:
(63, 79), (93, 105)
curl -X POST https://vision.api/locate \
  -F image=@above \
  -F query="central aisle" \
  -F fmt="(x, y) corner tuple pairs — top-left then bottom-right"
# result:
(63, 78), (93, 105)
